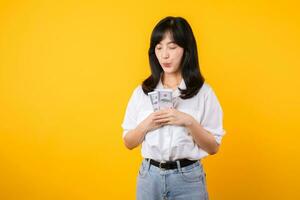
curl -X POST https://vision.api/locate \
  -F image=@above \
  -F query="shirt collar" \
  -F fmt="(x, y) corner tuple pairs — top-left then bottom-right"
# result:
(156, 73), (186, 98)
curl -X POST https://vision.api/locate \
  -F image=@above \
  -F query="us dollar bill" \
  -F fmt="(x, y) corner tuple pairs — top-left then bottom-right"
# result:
(148, 91), (159, 111)
(157, 89), (173, 110)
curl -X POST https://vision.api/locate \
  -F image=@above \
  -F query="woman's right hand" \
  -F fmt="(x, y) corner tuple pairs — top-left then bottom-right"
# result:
(138, 111), (164, 133)
(124, 111), (164, 150)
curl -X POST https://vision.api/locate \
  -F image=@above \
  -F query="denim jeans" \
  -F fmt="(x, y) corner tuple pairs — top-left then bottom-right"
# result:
(136, 158), (209, 200)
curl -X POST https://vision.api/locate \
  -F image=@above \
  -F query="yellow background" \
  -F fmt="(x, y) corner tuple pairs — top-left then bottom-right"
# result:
(1, 0), (299, 199)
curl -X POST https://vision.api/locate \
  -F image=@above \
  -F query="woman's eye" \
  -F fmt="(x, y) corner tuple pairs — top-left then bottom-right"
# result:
(169, 45), (177, 49)
(156, 46), (162, 50)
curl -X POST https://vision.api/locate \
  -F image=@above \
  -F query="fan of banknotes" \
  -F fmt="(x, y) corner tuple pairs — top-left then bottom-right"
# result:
(148, 89), (179, 111)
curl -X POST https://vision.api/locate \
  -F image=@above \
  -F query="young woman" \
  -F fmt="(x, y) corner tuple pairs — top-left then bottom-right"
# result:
(121, 16), (226, 200)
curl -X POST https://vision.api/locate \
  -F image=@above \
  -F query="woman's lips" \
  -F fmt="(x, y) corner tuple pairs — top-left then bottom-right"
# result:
(162, 63), (171, 67)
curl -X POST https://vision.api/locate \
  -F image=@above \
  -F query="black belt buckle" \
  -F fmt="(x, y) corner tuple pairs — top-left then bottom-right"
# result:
(158, 162), (164, 170)
(159, 160), (175, 170)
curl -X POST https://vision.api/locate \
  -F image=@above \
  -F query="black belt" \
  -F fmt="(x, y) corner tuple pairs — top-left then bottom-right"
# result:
(146, 158), (198, 170)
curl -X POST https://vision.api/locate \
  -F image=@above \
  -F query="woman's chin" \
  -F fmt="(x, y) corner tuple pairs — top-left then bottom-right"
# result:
(163, 68), (179, 74)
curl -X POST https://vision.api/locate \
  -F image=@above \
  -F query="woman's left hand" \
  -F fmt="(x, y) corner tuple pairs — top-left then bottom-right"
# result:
(153, 108), (194, 127)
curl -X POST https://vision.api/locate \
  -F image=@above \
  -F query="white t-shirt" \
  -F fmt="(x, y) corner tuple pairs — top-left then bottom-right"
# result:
(121, 77), (226, 162)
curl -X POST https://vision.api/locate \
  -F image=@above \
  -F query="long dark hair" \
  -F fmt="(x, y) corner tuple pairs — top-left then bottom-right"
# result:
(142, 16), (205, 99)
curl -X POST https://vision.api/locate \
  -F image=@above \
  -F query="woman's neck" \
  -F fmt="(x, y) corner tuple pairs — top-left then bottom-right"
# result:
(161, 73), (182, 90)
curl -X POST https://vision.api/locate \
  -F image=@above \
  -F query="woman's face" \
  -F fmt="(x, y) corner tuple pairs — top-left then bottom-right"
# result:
(155, 32), (184, 75)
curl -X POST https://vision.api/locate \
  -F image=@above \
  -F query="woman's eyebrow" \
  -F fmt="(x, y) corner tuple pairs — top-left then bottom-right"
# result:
(158, 41), (176, 45)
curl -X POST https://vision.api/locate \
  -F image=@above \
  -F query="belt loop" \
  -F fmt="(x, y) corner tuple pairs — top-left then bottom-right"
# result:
(176, 160), (182, 172)
(146, 158), (151, 171)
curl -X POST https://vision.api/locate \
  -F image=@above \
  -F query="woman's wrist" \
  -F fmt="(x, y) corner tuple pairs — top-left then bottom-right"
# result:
(184, 115), (195, 127)
(136, 120), (149, 135)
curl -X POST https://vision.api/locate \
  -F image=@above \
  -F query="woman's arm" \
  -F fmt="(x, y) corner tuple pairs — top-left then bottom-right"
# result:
(123, 112), (163, 150)
(184, 116), (219, 155)
(123, 123), (148, 150)
(154, 108), (220, 155)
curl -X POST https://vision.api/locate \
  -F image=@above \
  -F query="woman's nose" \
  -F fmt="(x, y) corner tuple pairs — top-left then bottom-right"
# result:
(162, 49), (169, 59)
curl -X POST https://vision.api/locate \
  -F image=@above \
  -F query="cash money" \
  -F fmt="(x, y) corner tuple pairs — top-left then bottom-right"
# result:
(172, 96), (179, 109)
(157, 89), (173, 110)
(148, 89), (174, 111)
(148, 91), (159, 111)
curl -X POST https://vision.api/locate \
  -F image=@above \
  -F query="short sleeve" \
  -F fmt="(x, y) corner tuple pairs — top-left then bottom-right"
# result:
(201, 86), (226, 145)
(121, 86), (141, 139)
